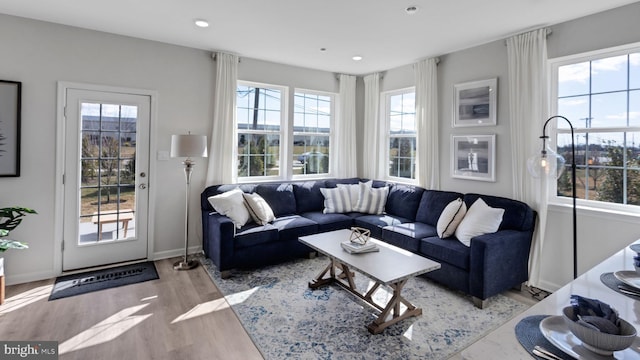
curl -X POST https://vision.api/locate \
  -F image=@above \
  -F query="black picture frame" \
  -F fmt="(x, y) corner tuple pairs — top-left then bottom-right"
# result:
(0, 80), (21, 177)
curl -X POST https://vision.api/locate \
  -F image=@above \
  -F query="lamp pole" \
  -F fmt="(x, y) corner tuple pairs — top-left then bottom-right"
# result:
(540, 115), (577, 279)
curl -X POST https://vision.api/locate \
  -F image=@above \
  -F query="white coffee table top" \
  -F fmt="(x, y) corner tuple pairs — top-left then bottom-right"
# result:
(299, 229), (440, 285)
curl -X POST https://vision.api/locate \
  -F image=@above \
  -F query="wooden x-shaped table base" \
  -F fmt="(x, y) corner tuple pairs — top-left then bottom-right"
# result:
(308, 258), (422, 334)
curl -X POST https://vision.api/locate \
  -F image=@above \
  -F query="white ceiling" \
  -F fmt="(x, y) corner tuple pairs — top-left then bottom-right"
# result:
(0, 0), (638, 75)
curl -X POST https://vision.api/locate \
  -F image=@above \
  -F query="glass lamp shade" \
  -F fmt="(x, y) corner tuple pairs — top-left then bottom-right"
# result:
(527, 145), (566, 179)
(170, 134), (208, 158)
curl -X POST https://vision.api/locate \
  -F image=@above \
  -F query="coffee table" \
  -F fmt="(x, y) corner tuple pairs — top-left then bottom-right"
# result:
(299, 229), (440, 334)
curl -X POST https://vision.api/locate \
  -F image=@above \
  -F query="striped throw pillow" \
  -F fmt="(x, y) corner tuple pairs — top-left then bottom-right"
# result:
(354, 183), (389, 214)
(320, 186), (353, 213)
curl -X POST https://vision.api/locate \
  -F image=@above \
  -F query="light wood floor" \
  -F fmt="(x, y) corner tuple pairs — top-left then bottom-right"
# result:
(0, 258), (263, 360)
(0, 258), (544, 360)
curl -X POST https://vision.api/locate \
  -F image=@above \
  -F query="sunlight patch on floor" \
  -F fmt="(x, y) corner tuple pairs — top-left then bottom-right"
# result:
(225, 287), (260, 306)
(171, 298), (230, 324)
(0, 284), (52, 315)
(59, 303), (151, 354)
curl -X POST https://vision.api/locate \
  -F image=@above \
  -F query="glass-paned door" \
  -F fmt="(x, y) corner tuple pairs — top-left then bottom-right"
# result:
(63, 88), (150, 271)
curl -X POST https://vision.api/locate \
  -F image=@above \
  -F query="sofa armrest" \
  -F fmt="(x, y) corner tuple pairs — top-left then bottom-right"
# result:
(468, 229), (533, 299)
(202, 211), (236, 271)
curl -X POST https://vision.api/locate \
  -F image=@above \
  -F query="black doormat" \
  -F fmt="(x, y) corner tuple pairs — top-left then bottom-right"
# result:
(49, 261), (159, 301)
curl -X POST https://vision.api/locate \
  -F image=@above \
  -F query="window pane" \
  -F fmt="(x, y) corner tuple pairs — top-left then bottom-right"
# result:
(388, 137), (416, 179)
(292, 135), (329, 175)
(237, 133), (280, 177)
(558, 62), (590, 97)
(292, 91), (333, 176)
(558, 133), (585, 166)
(591, 55), (628, 93)
(631, 53), (640, 89)
(591, 92), (627, 128)
(630, 90), (640, 127)
(628, 170), (640, 205)
(597, 168), (624, 204)
(557, 96), (589, 129)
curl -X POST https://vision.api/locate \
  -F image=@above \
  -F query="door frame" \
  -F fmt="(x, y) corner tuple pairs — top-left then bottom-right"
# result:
(54, 81), (159, 274)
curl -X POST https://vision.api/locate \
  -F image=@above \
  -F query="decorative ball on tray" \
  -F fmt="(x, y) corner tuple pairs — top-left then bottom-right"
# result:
(349, 227), (371, 245)
(562, 295), (637, 356)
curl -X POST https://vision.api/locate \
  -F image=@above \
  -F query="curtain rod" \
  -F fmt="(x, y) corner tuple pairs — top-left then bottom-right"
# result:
(503, 28), (552, 46)
(211, 53), (242, 62)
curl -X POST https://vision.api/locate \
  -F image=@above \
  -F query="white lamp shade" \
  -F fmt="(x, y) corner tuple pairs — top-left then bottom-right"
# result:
(170, 134), (208, 158)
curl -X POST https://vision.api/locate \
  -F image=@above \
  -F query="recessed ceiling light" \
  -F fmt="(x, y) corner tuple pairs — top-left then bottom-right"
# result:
(405, 6), (419, 15)
(352, 55), (363, 61)
(194, 19), (209, 28)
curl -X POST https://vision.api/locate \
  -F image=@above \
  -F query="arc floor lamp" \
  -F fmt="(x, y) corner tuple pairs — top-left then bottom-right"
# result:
(171, 133), (208, 270)
(527, 115), (577, 279)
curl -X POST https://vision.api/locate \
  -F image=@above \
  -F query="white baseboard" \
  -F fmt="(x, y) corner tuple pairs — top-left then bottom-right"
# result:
(5, 269), (57, 286)
(151, 246), (202, 261)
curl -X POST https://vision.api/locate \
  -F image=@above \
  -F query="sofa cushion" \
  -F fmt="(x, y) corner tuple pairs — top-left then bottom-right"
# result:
(385, 184), (425, 221)
(354, 214), (408, 239)
(272, 215), (318, 241)
(201, 183), (256, 211)
(382, 222), (437, 253)
(437, 198), (466, 238)
(463, 193), (535, 231)
(243, 192), (276, 225)
(301, 212), (354, 232)
(420, 236), (471, 270)
(355, 183), (389, 214)
(455, 198), (504, 246)
(415, 190), (464, 226)
(207, 187), (251, 229)
(234, 223), (279, 249)
(256, 183), (297, 217)
(320, 186), (353, 213)
(293, 180), (327, 213)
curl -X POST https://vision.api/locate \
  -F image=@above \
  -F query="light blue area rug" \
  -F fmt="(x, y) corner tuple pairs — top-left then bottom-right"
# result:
(201, 256), (529, 359)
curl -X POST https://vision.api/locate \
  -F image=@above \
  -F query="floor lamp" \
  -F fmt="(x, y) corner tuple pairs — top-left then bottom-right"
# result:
(527, 115), (577, 279)
(171, 133), (208, 271)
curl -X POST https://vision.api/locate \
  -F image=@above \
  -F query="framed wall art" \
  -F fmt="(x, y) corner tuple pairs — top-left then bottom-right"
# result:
(0, 80), (21, 177)
(453, 78), (497, 127)
(451, 134), (495, 182)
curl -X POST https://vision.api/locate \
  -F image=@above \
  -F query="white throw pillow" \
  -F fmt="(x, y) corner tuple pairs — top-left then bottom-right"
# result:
(243, 192), (276, 225)
(207, 188), (251, 229)
(320, 186), (353, 213)
(354, 182), (389, 215)
(337, 181), (372, 210)
(455, 198), (504, 246)
(437, 198), (467, 238)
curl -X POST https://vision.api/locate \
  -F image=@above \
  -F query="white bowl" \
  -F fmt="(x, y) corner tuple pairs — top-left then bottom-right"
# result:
(562, 306), (637, 356)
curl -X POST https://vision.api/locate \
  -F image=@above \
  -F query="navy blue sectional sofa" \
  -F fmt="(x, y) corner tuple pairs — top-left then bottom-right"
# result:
(200, 178), (536, 308)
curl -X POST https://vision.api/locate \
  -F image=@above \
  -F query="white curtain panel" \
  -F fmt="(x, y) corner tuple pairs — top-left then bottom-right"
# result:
(362, 73), (382, 179)
(206, 52), (238, 186)
(335, 74), (357, 178)
(415, 58), (439, 189)
(506, 28), (549, 288)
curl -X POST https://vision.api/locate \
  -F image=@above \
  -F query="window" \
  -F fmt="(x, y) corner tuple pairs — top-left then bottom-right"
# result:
(552, 45), (640, 207)
(384, 88), (416, 180)
(236, 82), (285, 179)
(293, 90), (333, 176)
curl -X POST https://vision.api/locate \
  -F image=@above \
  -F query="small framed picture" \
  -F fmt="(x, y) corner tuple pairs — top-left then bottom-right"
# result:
(0, 80), (21, 177)
(453, 78), (497, 127)
(451, 134), (495, 182)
